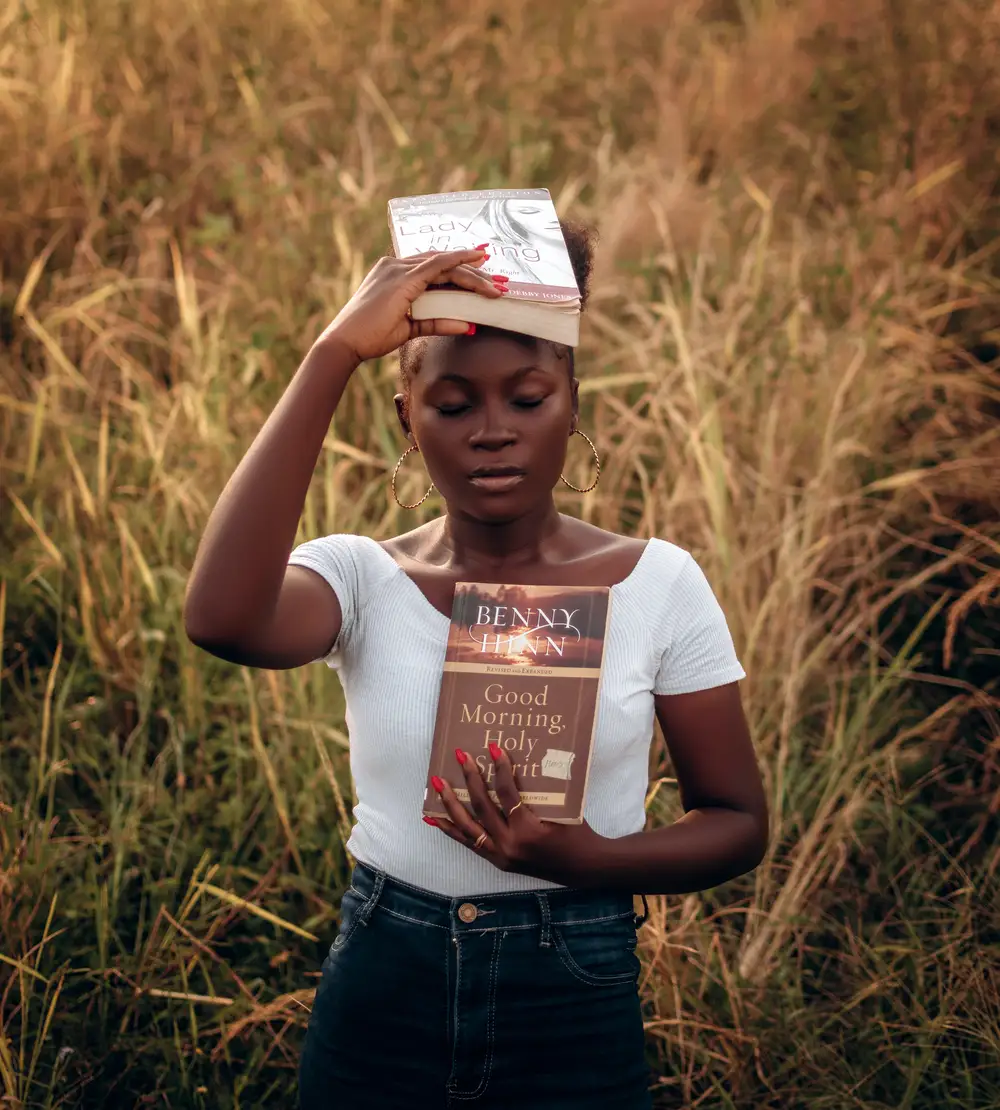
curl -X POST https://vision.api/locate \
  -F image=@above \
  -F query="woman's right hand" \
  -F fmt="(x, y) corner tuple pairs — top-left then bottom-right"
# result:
(317, 248), (503, 364)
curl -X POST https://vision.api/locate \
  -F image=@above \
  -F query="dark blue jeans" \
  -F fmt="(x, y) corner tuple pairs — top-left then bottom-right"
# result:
(298, 861), (653, 1109)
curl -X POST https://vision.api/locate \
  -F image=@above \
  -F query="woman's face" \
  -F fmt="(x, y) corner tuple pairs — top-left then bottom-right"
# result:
(398, 332), (577, 523)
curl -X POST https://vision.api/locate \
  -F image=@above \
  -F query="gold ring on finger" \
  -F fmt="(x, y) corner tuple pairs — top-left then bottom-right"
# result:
(505, 800), (523, 818)
(473, 831), (488, 850)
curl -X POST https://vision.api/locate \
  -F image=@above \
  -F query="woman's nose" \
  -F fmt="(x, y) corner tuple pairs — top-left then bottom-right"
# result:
(468, 404), (516, 449)
(469, 421), (516, 450)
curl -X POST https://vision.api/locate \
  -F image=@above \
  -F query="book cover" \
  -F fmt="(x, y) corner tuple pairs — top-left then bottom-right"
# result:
(388, 189), (581, 306)
(423, 581), (612, 825)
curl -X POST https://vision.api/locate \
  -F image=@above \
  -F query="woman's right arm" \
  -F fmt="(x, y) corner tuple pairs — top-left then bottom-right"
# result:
(182, 248), (499, 669)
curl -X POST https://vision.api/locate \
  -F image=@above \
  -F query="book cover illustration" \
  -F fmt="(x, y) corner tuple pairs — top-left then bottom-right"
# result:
(423, 581), (612, 825)
(388, 188), (581, 305)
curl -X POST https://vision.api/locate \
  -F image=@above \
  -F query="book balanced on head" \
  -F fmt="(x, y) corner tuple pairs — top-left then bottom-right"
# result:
(387, 188), (582, 346)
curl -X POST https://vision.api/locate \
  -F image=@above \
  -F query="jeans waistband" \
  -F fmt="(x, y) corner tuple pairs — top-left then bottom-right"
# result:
(348, 861), (649, 936)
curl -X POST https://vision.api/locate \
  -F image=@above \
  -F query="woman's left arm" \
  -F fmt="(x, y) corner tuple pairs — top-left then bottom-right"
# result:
(431, 681), (768, 896)
(429, 549), (768, 894)
(580, 682), (768, 894)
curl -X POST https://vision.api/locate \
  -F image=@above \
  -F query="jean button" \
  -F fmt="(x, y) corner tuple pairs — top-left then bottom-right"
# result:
(457, 903), (478, 923)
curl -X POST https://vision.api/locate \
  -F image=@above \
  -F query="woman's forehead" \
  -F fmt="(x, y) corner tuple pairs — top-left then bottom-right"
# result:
(415, 332), (557, 382)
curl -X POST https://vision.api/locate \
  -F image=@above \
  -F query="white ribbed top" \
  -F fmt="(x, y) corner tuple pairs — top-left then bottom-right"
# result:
(288, 534), (745, 896)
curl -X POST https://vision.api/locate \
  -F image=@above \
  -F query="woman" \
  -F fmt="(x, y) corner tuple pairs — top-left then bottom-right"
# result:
(183, 227), (769, 1110)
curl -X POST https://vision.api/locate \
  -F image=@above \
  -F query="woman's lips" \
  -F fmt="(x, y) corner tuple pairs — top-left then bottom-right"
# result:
(469, 472), (526, 493)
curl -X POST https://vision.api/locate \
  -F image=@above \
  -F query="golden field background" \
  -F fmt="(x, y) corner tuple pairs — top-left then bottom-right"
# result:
(2, 0), (999, 1105)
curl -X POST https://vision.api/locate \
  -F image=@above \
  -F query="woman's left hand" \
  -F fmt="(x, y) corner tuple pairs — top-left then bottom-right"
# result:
(427, 745), (608, 887)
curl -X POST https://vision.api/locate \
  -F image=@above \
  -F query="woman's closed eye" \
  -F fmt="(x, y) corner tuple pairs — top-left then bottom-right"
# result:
(436, 397), (545, 416)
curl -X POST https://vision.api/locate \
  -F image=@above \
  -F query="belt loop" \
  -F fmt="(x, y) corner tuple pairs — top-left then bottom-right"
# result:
(633, 893), (649, 929)
(357, 868), (385, 927)
(535, 893), (552, 948)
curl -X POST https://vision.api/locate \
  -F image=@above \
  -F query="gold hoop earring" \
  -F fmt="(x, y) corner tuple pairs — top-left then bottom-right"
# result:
(559, 429), (601, 493)
(391, 445), (435, 509)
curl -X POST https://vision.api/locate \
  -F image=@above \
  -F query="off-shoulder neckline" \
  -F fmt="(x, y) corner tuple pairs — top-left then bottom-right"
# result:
(356, 535), (661, 623)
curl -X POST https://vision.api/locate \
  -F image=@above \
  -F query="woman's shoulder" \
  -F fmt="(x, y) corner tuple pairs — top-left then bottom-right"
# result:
(581, 527), (723, 630)
(377, 521), (439, 562)
(288, 531), (399, 600)
(638, 534), (696, 574)
(562, 520), (690, 585)
(290, 530), (380, 560)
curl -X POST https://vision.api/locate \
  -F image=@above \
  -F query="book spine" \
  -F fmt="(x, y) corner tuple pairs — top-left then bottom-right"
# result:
(387, 201), (403, 257)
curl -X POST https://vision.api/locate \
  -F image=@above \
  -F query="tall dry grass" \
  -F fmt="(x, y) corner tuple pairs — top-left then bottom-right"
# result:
(1, 0), (999, 1105)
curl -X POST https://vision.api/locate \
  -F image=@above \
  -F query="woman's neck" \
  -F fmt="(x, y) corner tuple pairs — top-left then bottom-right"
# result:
(437, 501), (565, 572)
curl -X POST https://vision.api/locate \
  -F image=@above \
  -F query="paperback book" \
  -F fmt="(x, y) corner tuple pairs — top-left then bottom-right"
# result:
(423, 581), (611, 824)
(387, 188), (582, 346)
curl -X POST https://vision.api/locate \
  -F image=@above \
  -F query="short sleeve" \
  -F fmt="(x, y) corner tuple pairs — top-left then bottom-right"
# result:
(653, 554), (746, 695)
(287, 534), (361, 668)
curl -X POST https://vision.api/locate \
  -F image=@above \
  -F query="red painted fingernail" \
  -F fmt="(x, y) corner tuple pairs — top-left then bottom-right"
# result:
(431, 775), (445, 792)
(481, 253), (490, 262)
(465, 324), (476, 335)
(474, 242), (488, 249)
(488, 742), (502, 760)
(491, 276), (509, 289)
(492, 273), (510, 281)
(423, 816), (439, 827)
(455, 748), (467, 765)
